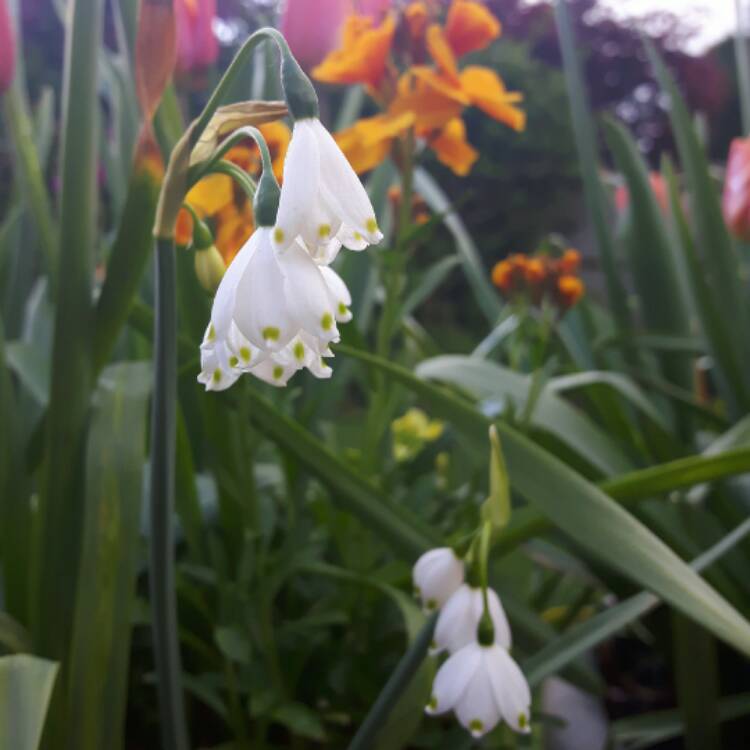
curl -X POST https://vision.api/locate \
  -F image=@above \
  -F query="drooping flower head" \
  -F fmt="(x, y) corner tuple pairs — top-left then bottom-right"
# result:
(198, 127), (353, 390)
(412, 547), (463, 610)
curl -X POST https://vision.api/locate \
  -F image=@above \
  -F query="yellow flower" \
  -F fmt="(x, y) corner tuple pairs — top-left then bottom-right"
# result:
(392, 408), (444, 463)
(312, 13), (396, 90)
(429, 117), (478, 176)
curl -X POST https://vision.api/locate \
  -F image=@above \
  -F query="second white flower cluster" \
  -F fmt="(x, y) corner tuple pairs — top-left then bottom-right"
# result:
(413, 547), (531, 739)
(199, 117), (383, 391)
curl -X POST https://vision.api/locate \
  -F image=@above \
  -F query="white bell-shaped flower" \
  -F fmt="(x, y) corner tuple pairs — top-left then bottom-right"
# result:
(432, 584), (511, 655)
(272, 118), (383, 259)
(426, 642), (531, 738)
(412, 548), (464, 612)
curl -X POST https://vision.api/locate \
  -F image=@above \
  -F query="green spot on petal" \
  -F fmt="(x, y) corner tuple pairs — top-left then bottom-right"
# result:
(273, 365), (284, 380)
(469, 719), (484, 734)
(427, 696), (438, 711)
(207, 324), (216, 342)
(273, 227), (284, 244)
(338, 302), (348, 315)
(321, 313), (333, 331)
(239, 346), (251, 362)
(321, 357), (330, 369)
(425, 598), (437, 611)
(262, 326), (280, 342)
(293, 341), (305, 360)
(318, 223), (331, 238)
(518, 713), (528, 729)
(229, 356), (239, 368)
(353, 231), (363, 241)
(366, 217), (378, 234)
(212, 369), (222, 383)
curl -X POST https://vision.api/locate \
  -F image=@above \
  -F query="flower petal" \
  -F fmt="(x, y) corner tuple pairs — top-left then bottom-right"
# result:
(433, 584), (474, 654)
(319, 265), (353, 322)
(453, 648), (502, 737)
(233, 229), (299, 350)
(274, 120), (321, 251)
(278, 241), (340, 342)
(486, 646), (531, 734)
(427, 642), (481, 715)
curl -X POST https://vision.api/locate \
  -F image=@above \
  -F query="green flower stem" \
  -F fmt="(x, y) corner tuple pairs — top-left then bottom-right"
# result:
(148, 236), (190, 750)
(347, 613), (437, 750)
(1, 80), (57, 277)
(208, 160), (257, 201)
(192, 27), (317, 146)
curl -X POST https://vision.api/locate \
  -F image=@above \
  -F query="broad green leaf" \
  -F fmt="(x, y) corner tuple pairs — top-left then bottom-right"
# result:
(0, 654), (59, 750)
(522, 515), (750, 687)
(66, 362), (150, 750)
(338, 346), (750, 658)
(413, 168), (502, 324)
(548, 371), (668, 430)
(4, 341), (50, 406)
(399, 255), (461, 318)
(416, 355), (632, 476)
(33, 0), (103, 671)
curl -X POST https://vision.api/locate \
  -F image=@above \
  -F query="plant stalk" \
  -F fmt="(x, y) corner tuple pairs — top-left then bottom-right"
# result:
(148, 236), (190, 750)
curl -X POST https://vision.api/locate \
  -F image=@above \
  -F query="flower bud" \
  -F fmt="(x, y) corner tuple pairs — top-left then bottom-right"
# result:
(413, 547), (464, 611)
(723, 138), (750, 242)
(194, 245), (226, 293)
(0, 0), (16, 93)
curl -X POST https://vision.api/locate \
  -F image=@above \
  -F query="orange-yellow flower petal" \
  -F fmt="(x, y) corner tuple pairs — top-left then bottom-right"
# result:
(430, 117), (477, 176)
(335, 110), (415, 173)
(312, 13), (395, 89)
(214, 200), (254, 265)
(185, 172), (234, 216)
(445, 0), (501, 57)
(175, 207), (194, 248)
(425, 23), (459, 81)
(391, 71), (464, 131)
(459, 66), (525, 130)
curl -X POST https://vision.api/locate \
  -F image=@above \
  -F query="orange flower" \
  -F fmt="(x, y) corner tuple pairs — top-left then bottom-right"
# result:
(523, 257), (546, 284)
(559, 248), (581, 274)
(335, 110), (416, 173)
(312, 13), (395, 90)
(429, 117), (478, 176)
(491, 259), (514, 291)
(214, 200), (254, 264)
(557, 275), (585, 308)
(445, 0), (501, 57)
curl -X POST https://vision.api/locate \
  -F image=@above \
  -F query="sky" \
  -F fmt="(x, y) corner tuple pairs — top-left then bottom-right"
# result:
(526, 0), (738, 54)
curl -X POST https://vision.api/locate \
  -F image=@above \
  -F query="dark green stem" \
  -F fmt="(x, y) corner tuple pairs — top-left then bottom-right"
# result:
(149, 237), (190, 750)
(347, 614), (437, 750)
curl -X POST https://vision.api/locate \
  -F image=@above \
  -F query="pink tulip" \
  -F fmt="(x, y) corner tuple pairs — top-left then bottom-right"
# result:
(723, 138), (750, 242)
(175, 0), (218, 74)
(0, 0), (15, 93)
(280, 0), (350, 70)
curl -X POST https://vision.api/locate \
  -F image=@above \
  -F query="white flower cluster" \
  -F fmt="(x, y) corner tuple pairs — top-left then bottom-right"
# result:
(413, 547), (531, 739)
(199, 116), (382, 390)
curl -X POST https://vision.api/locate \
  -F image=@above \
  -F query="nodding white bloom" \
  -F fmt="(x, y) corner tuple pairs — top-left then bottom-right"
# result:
(432, 584), (511, 655)
(198, 225), (350, 390)
(426, 642), (531, 738)
(272, 118), (383, 261)
(413, 548), (465, 612)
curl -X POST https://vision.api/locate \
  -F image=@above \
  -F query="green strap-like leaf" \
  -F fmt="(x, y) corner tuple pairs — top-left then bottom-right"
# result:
(0, 655), (59, 750)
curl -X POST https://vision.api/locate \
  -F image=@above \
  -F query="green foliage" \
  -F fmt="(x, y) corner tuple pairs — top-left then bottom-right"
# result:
(4, 2), (750, 748)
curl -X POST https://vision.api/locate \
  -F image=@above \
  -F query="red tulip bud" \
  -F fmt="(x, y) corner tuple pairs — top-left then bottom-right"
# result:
(0, 0), (16, 93)
(723, 137), (750, 242)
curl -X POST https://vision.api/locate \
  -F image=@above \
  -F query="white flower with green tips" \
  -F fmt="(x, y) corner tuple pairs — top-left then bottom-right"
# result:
(412, 547), (464, 612)
(272, 118), (383, 260)
(426, 642), (531, 738)
(432, 584), (511, 655)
